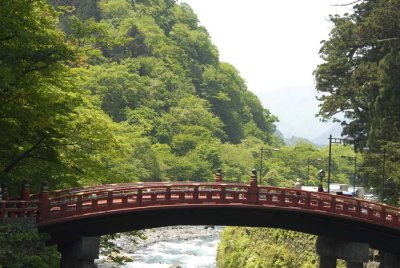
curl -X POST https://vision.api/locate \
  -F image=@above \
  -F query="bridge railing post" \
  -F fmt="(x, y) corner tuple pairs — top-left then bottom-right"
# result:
(20, 180), (30, 201)
(76, 193), (83, 214)
(136, 188), (142, 205)
(380, 205), (386, 223)
(247, 169), (259, 204)
(214, 168), (223, 200)
(122, 194), (128, 206)
(220, 185), (226, 202)
(215, 168), (223, 183)
(330, 196), (336, 213)
(165, 186), (171, 204)
(90, 193), (98, 211)
(280, 190), (286, 206)
(38, 181), (49, 222)
(355, 200), (361, 216)
(193, 185), (199, 203)
(304, 192), (311, 209)
(107, 190), (113, 207)
(19, 180), (30, 217)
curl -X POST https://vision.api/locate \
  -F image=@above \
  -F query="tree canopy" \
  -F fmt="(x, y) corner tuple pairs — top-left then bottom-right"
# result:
(314, 0), (400, 201)
(0, 0), (280, 193)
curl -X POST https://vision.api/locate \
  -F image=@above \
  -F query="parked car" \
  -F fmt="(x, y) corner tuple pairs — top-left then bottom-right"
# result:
(364, 194), (378, 202)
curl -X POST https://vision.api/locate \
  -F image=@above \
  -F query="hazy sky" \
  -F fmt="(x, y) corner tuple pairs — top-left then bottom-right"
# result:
(180, 0), (349, 94)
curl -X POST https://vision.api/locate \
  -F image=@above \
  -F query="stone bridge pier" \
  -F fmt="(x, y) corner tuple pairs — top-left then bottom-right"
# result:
(316, 236), (400, 268)
(378, 252), (400, 268)
(58, 236), (100, 268)
(316, 236), (369, 268)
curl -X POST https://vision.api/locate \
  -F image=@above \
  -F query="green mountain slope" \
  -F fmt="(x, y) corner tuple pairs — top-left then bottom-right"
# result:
(0, 0), (278, 192)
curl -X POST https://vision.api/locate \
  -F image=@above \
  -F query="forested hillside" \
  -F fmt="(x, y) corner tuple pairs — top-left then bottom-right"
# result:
(2, 0), (400, 267)
(1, 0), (279, 194)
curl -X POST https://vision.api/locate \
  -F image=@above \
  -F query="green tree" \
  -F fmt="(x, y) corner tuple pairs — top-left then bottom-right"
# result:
(314, 0), (400, 194)
(0, 0), (139, 192)
(0, 0), (78, 189)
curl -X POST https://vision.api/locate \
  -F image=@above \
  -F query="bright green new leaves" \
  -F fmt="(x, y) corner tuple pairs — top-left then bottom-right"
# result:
(201, 64), (276, 143)
(170, 23), (219, 65)
(0, 0), (138, 192)
(0, 0), (78, 189)
(1, 0), (279, 193)
(217, 227), (322, 268)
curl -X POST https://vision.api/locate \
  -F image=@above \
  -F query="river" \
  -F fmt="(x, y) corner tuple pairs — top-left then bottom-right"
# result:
(98, 226), (222, 268)
(123, 235), (220, 267)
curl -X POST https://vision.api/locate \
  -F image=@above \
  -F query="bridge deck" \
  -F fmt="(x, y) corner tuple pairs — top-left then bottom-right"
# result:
(2, 181), (400, 254)
(1, 182), (399, 229)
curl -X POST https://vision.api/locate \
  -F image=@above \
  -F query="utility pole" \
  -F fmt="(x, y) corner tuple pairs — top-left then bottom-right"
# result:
(259, 148), (280, 185)
(381, 148), (386, 203)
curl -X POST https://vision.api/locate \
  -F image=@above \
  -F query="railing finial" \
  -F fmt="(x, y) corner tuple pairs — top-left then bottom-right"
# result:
(21, 179), (30, 201)
(38, 180), (49, 222)
(248, 169), (259, 203)
(41, 180), (49, 192)
(251, 168), (257, 179)
(1, 183), (8, 200)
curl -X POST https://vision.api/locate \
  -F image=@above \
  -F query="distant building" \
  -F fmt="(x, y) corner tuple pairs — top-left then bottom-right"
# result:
(301, 186), (319, 192)
(329, 184), (349, 192)
(301, 184), (365, 198)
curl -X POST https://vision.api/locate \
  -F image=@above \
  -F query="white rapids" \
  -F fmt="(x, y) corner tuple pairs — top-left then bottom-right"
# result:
(123, 235), (220, 268)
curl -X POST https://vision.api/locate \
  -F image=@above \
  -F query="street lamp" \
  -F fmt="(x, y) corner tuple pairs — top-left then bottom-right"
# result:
(259, 148), (280, 185)
(307, 158), (310, 185)
(341, 155), (357, 197)
(318, 169), (325, 192)
(327, 134), (354, 193)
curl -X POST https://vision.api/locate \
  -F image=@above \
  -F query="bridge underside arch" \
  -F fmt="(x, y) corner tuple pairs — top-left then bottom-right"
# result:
(39, 204), (400, 255)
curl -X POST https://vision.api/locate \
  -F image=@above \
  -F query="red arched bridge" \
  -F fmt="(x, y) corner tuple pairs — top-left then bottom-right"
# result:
(1, 172), (400, 255)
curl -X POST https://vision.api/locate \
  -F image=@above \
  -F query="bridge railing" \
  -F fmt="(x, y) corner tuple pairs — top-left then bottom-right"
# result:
(0, 200), (39, 219)
(36, 182), (399, 228)
(1, 178), (399, 230)
(258, 185), (400, 228)
(0, 182), (40, 219)
(41, 183), (253, 221)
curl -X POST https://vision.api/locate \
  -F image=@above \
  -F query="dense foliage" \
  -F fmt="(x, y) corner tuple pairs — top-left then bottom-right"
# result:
(216, 227), (346, 268)
(0, 0), (279, 266)
(0, 0), (280, 195)
(314, 0), (400, 203)
(0, 220), (59, 268)
(0, 0), (139, 193)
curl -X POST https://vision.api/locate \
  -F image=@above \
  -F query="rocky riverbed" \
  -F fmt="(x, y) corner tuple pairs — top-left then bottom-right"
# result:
(117, 226), (221, 253)
(97, 226), (222, 267)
